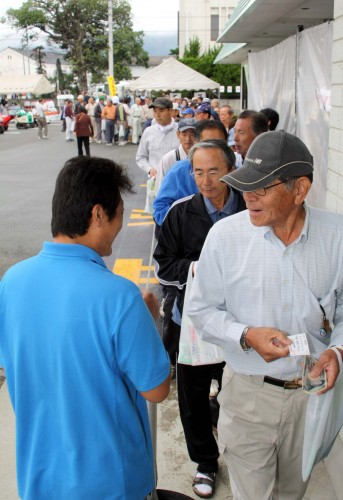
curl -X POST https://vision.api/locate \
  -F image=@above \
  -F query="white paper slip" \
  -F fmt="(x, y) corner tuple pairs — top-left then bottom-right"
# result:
(289, 333), (310, 356)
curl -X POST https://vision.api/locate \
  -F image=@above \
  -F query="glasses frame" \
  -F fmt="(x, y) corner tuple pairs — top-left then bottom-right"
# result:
(250, 179), (290, 196)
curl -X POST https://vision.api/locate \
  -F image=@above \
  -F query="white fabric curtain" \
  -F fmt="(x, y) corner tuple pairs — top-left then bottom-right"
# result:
(248, 36), (296, 133)
(247, 22), (333, 208)
(297, 22), (333, 208)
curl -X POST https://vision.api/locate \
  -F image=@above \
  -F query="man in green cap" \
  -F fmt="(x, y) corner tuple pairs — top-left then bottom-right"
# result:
(94, 96), (106, 143)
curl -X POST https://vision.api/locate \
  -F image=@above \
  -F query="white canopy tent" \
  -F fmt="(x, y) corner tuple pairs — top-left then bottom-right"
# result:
(0, 75), (55, 95)
(127, 57), (220, 94)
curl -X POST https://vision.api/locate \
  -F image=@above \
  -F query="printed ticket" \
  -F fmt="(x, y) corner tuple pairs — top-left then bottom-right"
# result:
(288, 333), (310, 356)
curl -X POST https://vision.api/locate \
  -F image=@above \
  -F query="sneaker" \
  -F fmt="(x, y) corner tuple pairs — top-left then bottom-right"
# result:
(192, 471), (216, 498)
(43, 136), (48, 139)
(105, 143), (113, 146)
(66, 138), (74, 142)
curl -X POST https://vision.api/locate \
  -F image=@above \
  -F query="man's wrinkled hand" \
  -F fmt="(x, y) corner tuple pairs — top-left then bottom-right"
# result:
(149, 168), (157, 178)
(246, 327), (292, 362)
(310, 349), (341, 394)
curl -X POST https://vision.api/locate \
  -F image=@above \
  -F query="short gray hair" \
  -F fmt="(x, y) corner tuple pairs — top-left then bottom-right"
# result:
(189, 140), (236, 170)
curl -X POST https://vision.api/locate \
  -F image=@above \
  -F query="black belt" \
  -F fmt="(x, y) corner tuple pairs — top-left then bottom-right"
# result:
(264, 376), (301, 390)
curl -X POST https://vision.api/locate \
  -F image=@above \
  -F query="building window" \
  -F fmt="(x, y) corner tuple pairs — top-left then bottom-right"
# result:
(211, 15), (219, 41)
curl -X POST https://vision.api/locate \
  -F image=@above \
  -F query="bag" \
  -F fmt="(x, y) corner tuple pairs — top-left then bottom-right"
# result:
(70, 119), (75, 132)
(302, 347), (343, 481)
(144, 176), (156, 215)
(119, 123), (125, 139)
(178, 266), (225, 366)
(101, 119), (106, 131)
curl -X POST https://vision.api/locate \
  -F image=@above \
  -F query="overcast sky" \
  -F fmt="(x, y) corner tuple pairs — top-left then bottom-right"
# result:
(0, 0), (179, 51)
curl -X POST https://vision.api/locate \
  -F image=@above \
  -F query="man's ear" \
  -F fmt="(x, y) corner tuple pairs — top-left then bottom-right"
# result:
(295, 177), (312, 205)
(91, 204), (103, 226)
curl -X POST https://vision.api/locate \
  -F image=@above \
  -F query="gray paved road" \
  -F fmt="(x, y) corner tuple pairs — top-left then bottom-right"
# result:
(0, 119), (155, 285)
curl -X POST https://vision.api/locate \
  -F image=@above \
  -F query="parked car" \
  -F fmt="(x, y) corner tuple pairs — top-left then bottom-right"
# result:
(0, 114), (13, 133)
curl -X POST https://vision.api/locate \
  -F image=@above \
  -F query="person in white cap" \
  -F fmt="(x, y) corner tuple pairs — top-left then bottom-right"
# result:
(189, 130), (343, 500)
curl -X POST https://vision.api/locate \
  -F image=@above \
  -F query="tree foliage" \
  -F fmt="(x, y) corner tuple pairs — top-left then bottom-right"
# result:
(5, 0), (148, 90)
(179, 38), (241, 96)
(31, 45), (46, 75)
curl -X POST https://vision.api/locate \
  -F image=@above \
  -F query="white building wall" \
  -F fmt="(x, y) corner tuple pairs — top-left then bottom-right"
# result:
(0, 48), (70, 80)
(179, 0), (237, 57)
(327, 0), (343, 214)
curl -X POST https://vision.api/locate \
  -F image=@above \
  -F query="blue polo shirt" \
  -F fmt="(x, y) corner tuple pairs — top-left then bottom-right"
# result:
(0, 242), (170, 500)
(153, 159), (198, 225)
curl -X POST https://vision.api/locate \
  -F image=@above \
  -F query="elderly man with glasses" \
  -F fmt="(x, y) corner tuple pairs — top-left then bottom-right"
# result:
(154, 140), (246, 498)
(188, 130), (343, 500)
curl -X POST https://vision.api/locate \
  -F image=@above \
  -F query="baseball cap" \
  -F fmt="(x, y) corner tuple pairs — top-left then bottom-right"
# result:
(178, 118), (197, 132)
(181, 107), (195, 116)
(99, 96), (106, 101)
(221, 130), (313, 192)
(195, 103), (211, 114)
(149, 97), (173, 109)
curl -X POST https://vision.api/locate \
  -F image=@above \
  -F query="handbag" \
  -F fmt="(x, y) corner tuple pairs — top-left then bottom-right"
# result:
(178, 266), (224, 366)
(302, 346), (343, 481)
(144, 176), (156, 215)
(101, 119), (106, 131)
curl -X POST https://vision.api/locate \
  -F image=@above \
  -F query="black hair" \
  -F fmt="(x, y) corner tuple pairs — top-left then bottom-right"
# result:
(260, 108), (280, 131)
(51, 156), (134, 238)
(238, 110), (269, 135)
(195, 119), (228, 141)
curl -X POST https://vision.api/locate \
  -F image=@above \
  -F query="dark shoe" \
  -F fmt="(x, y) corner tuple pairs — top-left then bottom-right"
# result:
(192, 472), (216, 498)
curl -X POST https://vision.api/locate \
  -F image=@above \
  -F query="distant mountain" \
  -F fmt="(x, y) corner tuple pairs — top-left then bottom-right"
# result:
(142, 33), (178, 56)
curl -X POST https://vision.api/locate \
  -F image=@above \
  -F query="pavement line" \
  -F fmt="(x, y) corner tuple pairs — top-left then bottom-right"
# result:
(132, 209), (148, 213)
(140, 183), (147, 187)
(112, 259), (158, 286)
(128, 221), (154, 226)
(113, 259), (142, 284)
(130, 214), (153, 220)
(138, 278), (159, 284)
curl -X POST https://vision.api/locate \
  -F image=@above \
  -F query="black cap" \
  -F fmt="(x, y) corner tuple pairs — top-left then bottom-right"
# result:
(221, 130), (313, 191)
(149, 97), (173, 109)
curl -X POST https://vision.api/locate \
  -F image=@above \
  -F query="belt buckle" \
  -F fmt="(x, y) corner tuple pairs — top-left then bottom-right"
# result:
(284, 379), (300, 390)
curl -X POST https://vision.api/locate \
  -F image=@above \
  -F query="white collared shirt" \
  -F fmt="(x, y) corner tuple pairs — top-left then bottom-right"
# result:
(188, 204), (343, 379)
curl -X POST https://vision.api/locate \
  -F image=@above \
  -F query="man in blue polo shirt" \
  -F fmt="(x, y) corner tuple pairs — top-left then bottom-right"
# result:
(0, 156), (170, 500)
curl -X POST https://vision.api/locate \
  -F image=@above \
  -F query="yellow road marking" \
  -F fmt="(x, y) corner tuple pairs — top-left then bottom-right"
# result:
(132, 209), (147, 213)
(113, 259), (158, 285)
(130, 214), (153, 220)
(113, 259), (142, 283)
(128, 221), (154, 226)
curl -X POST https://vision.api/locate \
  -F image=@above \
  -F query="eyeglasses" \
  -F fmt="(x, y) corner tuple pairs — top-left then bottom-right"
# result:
(191, 170), (225, 180)
(250, 179), (289, 196)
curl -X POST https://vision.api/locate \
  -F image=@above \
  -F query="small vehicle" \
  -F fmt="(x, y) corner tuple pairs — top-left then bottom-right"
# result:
(15, 109), (37, 129)
(0, 115), (13, 133)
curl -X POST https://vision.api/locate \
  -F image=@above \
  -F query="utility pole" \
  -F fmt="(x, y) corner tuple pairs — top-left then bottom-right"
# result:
(108, 0), (113, 77)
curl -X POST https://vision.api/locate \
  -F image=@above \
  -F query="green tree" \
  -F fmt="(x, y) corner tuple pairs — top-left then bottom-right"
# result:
(31, 45), (46, 75)
(180, 42), (240, 96)
(55, 58), (65, 93)
(5, 0), (148, 90)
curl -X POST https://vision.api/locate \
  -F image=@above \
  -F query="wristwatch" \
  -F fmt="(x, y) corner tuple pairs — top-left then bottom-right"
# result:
(240, 326), (252, 352)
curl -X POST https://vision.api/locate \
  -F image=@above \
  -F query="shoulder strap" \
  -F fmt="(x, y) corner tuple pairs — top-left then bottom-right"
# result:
(175, 148), (180, 161)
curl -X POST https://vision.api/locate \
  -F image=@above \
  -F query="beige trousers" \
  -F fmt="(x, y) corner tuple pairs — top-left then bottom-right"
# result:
(217, 365), (310, 500)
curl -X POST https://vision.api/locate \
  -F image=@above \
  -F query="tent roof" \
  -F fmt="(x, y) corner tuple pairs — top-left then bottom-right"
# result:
(0, 74), (55, 95)
(127, 57), (220, 92)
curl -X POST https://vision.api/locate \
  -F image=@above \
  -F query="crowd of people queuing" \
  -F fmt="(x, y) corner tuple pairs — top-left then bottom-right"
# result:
(1, 89), (343, 500)
(134, 93), (343, 499)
